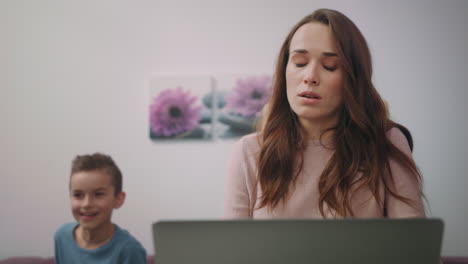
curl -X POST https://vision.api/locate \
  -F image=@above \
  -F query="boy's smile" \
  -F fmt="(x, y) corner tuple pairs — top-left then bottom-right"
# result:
(79, 211), (99, 221)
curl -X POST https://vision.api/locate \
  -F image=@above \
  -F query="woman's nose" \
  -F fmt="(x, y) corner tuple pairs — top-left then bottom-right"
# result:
(304, 63), (320, 86)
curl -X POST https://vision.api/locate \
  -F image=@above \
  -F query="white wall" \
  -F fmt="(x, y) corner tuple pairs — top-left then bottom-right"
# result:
(1, 0), (467, 258)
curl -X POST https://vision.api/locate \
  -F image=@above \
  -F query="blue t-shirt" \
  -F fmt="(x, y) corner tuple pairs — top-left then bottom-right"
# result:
(54, 222), (147, 264)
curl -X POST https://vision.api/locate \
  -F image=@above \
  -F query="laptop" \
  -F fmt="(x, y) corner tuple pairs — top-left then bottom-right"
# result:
(152, 218), (443, 264)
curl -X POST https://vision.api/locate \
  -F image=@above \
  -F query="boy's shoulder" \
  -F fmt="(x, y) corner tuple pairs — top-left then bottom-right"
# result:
(114, 225), (146, 250)
(54, 222), (77, 239)
(113, 225), (147, 259)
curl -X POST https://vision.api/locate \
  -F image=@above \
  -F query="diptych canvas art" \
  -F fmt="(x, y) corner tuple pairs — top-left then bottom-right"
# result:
(149, 75), (214, 140)
(149, 73), (272, 141)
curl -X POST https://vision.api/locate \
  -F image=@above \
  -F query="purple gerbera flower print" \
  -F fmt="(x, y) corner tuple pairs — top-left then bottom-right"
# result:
(224, 75), (272, 117)
(150, 87), (202, 137)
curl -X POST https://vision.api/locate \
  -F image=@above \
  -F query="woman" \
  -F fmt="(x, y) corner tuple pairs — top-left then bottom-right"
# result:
(223, 9), (425, 219)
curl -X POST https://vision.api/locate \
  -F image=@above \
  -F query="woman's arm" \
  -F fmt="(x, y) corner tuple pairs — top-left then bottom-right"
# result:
(385, 128), (425, 218)
(223, 136), (255, 219)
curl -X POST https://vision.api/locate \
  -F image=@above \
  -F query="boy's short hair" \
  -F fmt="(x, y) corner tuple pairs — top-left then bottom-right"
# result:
(70, 153), (122, 195)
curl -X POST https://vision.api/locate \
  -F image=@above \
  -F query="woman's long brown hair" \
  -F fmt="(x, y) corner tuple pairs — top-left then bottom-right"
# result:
(257, 9), (423, 217)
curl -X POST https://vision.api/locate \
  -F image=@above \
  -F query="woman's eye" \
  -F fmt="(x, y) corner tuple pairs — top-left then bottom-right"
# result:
(323, 65), (337, 72)
(73, 193), (83, 199)
(291, 56), (307, 68)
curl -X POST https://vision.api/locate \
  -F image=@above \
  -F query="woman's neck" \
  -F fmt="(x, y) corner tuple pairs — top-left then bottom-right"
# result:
(299, 117), (337, 141)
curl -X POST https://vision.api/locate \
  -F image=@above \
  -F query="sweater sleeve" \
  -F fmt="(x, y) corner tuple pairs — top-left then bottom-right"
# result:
(385, 128), (426, 218)
(54, 230), (62, 264)
(223, 136), (254, 219)
(120, 243), (147, 264)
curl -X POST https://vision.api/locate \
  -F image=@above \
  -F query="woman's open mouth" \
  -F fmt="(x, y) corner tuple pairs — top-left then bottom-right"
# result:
(298, 91), (321, 104)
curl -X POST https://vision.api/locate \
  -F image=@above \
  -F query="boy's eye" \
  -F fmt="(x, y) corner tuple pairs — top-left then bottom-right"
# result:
(95, 192), (105, 196)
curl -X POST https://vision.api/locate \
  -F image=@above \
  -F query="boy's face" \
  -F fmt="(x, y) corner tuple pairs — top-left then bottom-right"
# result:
(69, 170), (125, 231)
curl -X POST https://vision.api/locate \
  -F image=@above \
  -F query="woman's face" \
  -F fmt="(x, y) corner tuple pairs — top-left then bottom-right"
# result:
(286, 22), (345, 132)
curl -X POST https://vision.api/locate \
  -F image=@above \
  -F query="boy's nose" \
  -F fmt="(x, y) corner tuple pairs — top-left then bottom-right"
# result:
(82, 196), (94, 207)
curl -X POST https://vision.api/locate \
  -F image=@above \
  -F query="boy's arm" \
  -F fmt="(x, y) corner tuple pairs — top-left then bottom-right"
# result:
(54, 231), (62, 264)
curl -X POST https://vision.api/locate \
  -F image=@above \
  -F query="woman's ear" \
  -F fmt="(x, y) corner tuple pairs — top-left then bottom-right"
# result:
(114, 191), (126, 209)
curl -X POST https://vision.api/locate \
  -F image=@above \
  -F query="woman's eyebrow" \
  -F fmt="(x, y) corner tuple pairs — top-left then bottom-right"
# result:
(322, 52), (338, 57)
(291, 49), (308, 54)
(291, 50), (338, 57)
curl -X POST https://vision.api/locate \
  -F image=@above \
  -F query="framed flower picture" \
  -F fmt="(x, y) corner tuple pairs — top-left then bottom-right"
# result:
(149, 74), (214, 140)
(214, 74), (272, 139)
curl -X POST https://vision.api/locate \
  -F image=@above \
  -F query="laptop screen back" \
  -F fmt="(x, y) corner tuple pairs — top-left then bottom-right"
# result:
(153, 218), (443, 264)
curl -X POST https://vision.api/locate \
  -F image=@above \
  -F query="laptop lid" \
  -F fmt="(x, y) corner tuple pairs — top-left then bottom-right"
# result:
(153, 218), (443, 264)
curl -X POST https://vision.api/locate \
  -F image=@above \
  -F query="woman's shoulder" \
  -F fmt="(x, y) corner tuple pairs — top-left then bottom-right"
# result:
(239, 132), (260, 144)
(386, 126), (412, 154)
(231, 133), (261, 164)
(236, 132), (261, 151)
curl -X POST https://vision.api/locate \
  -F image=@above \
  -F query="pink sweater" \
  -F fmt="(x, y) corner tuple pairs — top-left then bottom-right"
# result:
(223, 128), (425, 219)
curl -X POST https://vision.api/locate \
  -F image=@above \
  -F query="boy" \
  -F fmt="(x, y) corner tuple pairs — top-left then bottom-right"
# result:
(54, 153), (147, 264)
